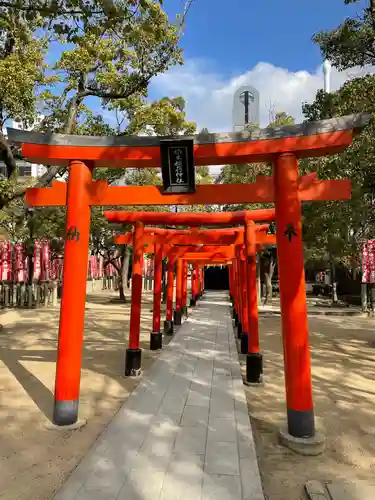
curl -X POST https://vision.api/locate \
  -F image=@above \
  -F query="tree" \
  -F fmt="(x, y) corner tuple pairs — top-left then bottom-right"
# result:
(117, 96), (196, 137)
(301, 79), (375, 302)
(300, 5), (375, 303)
(1, 94), (197, 300)
(312, 0), (375, 70)
(267, 111), (295, 127)
(88, 96), (198, 301)
(195, 166), (212, 184)
(0, 8), (50, 189)
(0, 0), (191, 208)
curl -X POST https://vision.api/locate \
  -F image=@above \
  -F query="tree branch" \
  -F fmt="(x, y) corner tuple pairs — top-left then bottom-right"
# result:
(0, 1), (102, 16)
(1, 0), (196, 210)
(0, 131), (18, 180)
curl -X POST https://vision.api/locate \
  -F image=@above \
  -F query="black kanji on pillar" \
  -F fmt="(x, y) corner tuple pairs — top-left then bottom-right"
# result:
(66, 226), (80, 242)
(160, 138), (196, 194)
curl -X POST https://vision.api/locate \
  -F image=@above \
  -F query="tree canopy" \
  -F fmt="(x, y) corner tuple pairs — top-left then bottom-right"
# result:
(300, 0), (375, 273)
(0, 0), (191, 207)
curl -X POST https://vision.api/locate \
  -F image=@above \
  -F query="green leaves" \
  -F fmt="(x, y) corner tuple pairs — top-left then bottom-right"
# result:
(0, 0), (188, 207)
(267, 112), (295, 128)
(302, 14), (375, 267)
(0, 38), (48, 128)
(312, 1), (375, 70)
(118, 96), (196, 136)
(49, 0), (182, 105)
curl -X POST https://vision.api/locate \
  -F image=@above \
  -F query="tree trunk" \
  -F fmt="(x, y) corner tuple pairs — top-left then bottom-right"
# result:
(122, 246), (131, 290)
(117, 247), (130, 302)
(0, 131), (18, 181)
(361, 283), (368, 312)
(352, 261), (357, 281)
(263, 274), (272, 305)
(118, 282), (126, 301)
(368, 283), (374, 312)
(263, 254), (275, 305)
(256, 255), (261, 304)
(27, 249), (34, 286)
(329, 257), (338, 304)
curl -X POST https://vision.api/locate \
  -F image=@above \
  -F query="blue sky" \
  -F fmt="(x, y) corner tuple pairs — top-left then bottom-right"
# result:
(164, 0), (367, 77)
(161, 0), (367, 76)
(40, 0), (371, 133)
(147, 0), (372, 131)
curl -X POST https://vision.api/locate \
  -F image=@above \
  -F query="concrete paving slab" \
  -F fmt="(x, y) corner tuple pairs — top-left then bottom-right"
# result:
(205, 439), (240, 475)
(326, 481), (375, 500)
(202, 473), (242, 500)
(304, 480), (330, 500)
(52, 291), (264, 500)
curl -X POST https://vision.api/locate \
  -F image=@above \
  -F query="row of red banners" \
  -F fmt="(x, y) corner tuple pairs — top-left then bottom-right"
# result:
(314, 240), (375, 285)
(0, 241), (121, 282)
(362, 240), (375, 284)
(2, 240), (373, 284)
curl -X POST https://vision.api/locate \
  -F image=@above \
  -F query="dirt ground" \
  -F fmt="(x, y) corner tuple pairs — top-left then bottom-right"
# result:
(1, 290), (375, 500)
(0, 288), (169, 500)
(244, 313), (375, 500)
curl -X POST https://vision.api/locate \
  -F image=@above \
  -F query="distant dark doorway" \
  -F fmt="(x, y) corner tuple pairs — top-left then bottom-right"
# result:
(204, 266), (229, 290)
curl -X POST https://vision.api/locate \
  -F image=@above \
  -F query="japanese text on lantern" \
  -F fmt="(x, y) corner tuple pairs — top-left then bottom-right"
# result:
(362, 240), (375, 284)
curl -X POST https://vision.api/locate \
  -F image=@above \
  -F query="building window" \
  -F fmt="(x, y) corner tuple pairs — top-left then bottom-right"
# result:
(0, 161), (33, 178)
(18, 165), (32, 177)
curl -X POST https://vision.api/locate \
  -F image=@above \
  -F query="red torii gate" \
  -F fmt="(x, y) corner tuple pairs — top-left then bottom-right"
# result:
(107, 212), (274, 379)
(136, 229), (275, 343)
(108, 211), (274, 355)
(8, 113), (368, 452)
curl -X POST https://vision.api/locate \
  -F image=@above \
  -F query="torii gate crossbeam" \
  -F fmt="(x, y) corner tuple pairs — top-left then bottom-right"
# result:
(12, 113), (368, 454)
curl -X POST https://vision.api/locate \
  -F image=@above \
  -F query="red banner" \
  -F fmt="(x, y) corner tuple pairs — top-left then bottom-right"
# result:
(0, 239), (118, 282)
(144, 257), (153, 278)
(88, 255), (96, 279)
(362, 240), (375, 284)
(14, 243), (26, 282)
(1, 241), (12, 281)
(41, 241), (50, 280)
(50, 258), (63, 280)
(33, 240), (41, 280)
(98, 256), (104, 278)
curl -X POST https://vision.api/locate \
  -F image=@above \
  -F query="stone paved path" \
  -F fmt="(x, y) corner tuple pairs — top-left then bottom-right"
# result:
(53, 291), (264, 500)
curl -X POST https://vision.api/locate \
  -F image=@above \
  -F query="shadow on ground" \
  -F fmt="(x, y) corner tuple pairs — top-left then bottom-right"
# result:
(242, 313), (375, 500)
(0, 289), (172, 500)
(1, 288), (374, 500)
(53, 291), (261, 500)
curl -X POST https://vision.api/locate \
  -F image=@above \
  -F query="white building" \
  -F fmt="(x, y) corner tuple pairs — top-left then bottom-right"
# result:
(1, 118), (47, 180)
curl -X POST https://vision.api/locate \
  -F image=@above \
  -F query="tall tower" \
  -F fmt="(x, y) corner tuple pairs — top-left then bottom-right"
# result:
(322, 59), (332, 93)
(232, 85), (260, 131)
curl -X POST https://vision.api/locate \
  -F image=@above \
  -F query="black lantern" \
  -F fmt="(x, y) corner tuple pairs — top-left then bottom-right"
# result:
(160, 138), (196, 194)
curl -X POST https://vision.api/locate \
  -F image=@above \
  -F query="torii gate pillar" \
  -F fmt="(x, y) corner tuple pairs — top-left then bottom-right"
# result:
(150, 244), (163, 350)
(125, 221), (144, 376)
(244, 221), (262, 384)
(174, 259), (183, 325)
(182, 261), (188, 317)
(164, 259), (175, 335)
(274, 153), (324, 451)
(53, 160), (92, 427)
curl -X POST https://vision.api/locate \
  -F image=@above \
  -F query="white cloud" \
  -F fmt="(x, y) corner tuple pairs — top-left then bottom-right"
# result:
(150, 59), (374, 132)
